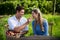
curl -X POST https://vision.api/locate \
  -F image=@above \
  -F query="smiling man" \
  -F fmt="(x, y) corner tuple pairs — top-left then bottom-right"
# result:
(7, 5), (31, 37)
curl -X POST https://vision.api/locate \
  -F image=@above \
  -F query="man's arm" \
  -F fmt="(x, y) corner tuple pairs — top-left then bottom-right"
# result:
(8, 17), (32, 33)
(14, 21), (29, 32)
(14, 17), (32, 33)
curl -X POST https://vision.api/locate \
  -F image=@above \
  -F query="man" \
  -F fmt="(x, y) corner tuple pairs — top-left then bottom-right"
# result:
(7, 5), (31, 37)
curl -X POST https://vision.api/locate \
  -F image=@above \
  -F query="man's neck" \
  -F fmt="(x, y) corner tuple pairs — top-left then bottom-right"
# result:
(15, 14), (21, 21)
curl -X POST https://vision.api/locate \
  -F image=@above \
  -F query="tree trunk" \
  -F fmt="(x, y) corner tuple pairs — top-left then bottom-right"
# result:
(52, 0), (56, 15)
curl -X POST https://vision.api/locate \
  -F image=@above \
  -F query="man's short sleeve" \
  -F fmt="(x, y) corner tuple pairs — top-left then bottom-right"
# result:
(24, 25), (28, 31)
(21, 17), (29, 31)
(8, 19), (16, 30)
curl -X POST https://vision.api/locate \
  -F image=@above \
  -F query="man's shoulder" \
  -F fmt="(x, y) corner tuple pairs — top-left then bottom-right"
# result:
(8, 16), (15, 21)
(21, 17), (27, 21)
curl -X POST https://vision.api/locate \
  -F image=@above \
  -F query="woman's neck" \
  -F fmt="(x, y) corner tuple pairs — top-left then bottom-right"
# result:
(35, 18), (39, 23)
(35, 18), (43, 23)
(35, 18), (38, 21)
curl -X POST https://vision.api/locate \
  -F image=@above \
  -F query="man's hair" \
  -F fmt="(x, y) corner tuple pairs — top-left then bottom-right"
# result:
(16, 4), (24, 12)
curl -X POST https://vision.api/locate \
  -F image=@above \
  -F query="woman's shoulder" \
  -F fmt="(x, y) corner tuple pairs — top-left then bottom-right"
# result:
(43, 18), (48, 23)
(32, 20), (35, 25)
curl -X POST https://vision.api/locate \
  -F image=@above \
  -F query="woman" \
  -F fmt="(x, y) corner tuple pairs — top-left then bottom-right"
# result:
(32, 8), (49, 36)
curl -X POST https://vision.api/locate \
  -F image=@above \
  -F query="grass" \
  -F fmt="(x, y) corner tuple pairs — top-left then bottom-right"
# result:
(0, 14), (60, 40)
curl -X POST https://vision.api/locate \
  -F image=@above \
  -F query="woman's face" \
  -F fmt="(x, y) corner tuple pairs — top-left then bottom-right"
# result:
(32, 11), (38, 19)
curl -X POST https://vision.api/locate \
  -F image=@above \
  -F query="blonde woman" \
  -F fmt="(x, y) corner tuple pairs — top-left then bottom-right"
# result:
(32, 8), (49, 36)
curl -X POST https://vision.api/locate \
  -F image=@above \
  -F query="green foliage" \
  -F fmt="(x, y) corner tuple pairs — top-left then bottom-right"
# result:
(38, 0), (53, 14)
(0, 27), (6, 40)
(0, 0), (54, 15)
(0, 0), (60, 15)
(0, 2), (15, 15)
(56, 0), (60, 13)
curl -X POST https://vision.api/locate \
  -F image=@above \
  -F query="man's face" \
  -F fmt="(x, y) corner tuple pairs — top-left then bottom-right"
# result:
(17, 9), (24, 17)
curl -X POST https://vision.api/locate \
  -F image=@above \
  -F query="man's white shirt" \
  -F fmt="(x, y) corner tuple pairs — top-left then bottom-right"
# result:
(8, 15), (28, 32)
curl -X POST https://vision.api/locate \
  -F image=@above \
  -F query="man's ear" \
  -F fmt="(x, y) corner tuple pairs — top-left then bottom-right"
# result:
(17, 11), (18, 13)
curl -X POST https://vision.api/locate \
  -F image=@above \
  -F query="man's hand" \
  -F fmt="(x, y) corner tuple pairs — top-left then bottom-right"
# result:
(20, 31), (28, 35)
(27, 17), (32, 24)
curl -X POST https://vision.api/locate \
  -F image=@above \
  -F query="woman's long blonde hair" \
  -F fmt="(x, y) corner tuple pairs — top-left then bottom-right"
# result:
(32, 8), (43, 31)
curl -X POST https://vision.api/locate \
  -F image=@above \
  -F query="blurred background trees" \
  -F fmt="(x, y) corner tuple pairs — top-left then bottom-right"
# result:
(0, 0), (60, 15)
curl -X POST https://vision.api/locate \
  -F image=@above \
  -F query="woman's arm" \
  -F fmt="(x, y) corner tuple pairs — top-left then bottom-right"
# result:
(43, 19), (49, 36)
(32, 21), (37, 35)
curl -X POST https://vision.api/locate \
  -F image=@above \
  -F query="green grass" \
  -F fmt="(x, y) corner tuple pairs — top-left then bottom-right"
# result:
(0, 14), (60, 40)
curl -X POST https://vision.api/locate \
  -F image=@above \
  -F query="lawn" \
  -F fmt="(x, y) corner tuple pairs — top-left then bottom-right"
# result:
(0, 14), (60, 40)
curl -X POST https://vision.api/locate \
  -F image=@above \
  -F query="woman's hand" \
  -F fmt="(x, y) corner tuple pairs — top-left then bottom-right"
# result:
(41, 27), (44, 32)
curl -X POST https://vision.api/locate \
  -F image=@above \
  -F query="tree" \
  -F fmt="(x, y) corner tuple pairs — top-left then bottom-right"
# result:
(52, 0), (56, 15)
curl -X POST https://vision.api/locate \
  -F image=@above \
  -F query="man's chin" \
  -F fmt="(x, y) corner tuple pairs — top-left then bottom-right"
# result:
(19, 15), (23, 17)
